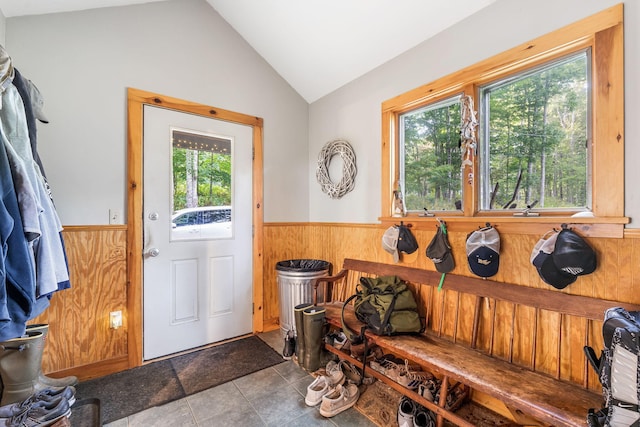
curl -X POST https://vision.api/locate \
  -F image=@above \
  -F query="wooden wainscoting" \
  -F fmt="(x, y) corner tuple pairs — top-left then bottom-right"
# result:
(30, 225), (128, 381)
(263, 222), (640, 393)
(30, 221), (640, 385)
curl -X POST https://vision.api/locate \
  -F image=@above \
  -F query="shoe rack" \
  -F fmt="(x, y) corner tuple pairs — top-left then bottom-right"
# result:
(323, 337), (474, 427)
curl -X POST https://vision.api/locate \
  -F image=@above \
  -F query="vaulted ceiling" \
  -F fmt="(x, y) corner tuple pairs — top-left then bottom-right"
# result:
(0, 0), (496, 102)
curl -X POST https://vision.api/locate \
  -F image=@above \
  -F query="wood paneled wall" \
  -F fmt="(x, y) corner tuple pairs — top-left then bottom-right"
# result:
(35, 222), (640, 386)
(264, 223), (640, 392)
(31, 226), (128, 380)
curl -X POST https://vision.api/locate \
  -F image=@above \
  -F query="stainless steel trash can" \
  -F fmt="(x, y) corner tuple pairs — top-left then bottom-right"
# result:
(276, 259), (330, 338)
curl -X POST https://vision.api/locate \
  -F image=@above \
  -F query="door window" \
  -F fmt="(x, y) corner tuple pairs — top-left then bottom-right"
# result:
(170, 128), (233, 240)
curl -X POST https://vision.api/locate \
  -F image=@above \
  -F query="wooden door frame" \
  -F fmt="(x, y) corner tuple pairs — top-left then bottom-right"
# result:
(126, 88), (264, 367)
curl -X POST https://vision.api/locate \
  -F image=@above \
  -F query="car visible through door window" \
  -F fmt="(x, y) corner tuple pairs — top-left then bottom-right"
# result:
(171, 206), (232, 240)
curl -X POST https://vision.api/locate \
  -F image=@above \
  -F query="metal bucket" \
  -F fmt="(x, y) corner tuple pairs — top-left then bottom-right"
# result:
(276, 259), (330, 338)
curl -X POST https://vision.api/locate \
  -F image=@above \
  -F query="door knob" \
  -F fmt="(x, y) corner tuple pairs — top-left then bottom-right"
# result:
(145, 247), (160, 257)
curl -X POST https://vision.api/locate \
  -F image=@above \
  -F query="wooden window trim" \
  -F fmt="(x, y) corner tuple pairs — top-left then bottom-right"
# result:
(381, 4), (627, 238)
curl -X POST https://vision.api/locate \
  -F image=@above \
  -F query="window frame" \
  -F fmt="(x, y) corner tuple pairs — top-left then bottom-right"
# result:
(477, 48), (592, 213)
(381, 4), (626, 237)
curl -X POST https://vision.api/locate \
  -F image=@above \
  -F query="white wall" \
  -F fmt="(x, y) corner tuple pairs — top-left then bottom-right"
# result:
(5, 0), (639, 227)
(4, 0), (309, 225)
(0, 11), (5, 46)
(309, 0), (640, 227)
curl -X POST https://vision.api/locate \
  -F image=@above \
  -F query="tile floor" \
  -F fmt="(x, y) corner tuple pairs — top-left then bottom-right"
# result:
(103, 330), (378, 426)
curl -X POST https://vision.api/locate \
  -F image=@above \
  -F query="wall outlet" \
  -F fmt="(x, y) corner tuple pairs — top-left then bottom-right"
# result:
(109, 209), (122, 225)
(110, 311), (123, 329)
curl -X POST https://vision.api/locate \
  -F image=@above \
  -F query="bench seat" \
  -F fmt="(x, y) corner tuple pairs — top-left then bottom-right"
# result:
(324, 301), (602, 427)
(312, 259), (640, 426)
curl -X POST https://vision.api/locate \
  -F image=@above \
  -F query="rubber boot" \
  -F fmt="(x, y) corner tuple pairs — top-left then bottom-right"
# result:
(282, 330), (295, 360)
(294, 303), (312, 367)
(26, 324), (78, 387)
(302, 306), (326, 372)
(0, 331), (44, 405)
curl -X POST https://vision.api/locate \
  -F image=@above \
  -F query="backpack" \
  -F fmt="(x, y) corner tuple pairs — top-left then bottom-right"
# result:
(584, 307), (640, 427)
(341, 275), (422, 342)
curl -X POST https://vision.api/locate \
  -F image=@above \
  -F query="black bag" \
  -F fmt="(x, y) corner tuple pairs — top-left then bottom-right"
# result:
(584, 307), (640, 427)
(341, 275), (422, 342)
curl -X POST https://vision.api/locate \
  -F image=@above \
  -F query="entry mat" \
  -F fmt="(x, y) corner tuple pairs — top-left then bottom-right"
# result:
(74, 335), (285, 424)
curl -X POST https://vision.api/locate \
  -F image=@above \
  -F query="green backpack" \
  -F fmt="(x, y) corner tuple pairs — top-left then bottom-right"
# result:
(341, 275), (423, 341)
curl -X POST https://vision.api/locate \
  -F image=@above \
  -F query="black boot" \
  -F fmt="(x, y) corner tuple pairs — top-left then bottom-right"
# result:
(282, 330), (295, 360)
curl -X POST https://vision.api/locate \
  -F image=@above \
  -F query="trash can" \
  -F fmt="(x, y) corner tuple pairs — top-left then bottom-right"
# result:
(276, 259), (330, 338)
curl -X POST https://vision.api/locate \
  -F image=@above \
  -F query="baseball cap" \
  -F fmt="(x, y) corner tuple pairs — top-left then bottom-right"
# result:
(382, 226), (400, 263)
(426, 226), (454, 273)
(26, 79), (49, 123)
(531, 230), (577, 289)
(466, 226), (500, 278)
(552, 228), (597, 276)
(397, 223), (418, 255)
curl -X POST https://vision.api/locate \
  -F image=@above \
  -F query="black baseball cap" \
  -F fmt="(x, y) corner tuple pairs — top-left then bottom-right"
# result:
(552, 228), (597, 276)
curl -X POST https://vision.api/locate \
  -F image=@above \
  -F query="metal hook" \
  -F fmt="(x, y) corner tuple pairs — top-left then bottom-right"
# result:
(420, 207), (435, 217)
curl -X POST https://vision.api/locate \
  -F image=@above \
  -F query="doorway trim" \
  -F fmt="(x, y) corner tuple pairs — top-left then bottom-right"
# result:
(126, 88), (264, 367)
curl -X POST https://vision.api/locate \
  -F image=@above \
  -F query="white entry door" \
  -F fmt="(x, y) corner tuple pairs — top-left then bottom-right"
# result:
(142, 105), (253, 360)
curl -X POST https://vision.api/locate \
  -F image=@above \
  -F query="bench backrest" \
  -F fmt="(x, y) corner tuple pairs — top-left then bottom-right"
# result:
(319, 258), (640, 391)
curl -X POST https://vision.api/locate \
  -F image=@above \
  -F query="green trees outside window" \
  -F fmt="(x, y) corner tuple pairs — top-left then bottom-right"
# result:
(480, 51), (589, 211)
(400, 96), (462, 212)
(171, 130), (232, 212)
(399, 51), (588, 214)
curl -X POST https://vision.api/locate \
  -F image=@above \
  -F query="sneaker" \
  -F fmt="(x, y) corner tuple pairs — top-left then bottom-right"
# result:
(413, 408), (436, 427)
(338, 360), (375, 385)
(7, 396), (71, 427)
(369, 357), (403, 382)
(434, 389), (456, 410)
(333, 332), (347, 350)
(397, 397), (416, 427)
(35, 386), (77, 407)
(319, 383), (359, 417)
(0, 387), (76, 419)
(418, 380), (438, 402)
(397, 367), (434, 390)
(305, 375), (332, 406)
(320, 360), (345, 387)
(282, 331), (295, 360)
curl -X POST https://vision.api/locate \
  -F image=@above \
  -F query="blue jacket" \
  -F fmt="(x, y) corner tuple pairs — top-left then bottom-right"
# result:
(0, 139), (35, 340)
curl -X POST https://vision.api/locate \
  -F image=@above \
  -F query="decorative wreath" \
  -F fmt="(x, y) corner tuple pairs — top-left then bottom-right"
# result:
(316, 139), (357, 199)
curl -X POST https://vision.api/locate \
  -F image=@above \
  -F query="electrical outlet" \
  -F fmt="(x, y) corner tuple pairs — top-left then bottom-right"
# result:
(110, 311), (123, 329)
(109, 209), (122, 225)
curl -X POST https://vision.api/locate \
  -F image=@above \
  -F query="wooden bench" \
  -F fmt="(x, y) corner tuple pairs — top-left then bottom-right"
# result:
(314, 258), (640, 427)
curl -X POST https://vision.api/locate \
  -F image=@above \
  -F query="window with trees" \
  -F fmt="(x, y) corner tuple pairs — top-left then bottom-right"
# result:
(171, 129), (232, 212)
(382, 5), (625, 232)
(400, 95), (463, 212)
(479, 51), (589, 212)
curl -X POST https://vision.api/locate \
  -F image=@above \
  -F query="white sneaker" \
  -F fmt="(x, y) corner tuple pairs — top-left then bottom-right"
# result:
(397, 396), (416, 427)
(333, 332), (347, 350)
(323, 360), (345, 386)
(413, 408), (436, 427)
(305, 375), (331, 406)
(319, 383), (360, 417)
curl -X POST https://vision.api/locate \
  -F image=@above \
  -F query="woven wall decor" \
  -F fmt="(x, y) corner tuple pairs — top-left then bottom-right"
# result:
(316, 139), (357, 199)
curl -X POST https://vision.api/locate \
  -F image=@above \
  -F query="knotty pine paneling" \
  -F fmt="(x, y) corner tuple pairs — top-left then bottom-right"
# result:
(30, 222), (640, 386)
(30, 226), (127, 377)
(263, 223), (640, 395)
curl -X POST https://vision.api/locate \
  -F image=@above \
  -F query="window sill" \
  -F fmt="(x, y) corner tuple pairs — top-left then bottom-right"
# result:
(379, 215), (629, 238)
